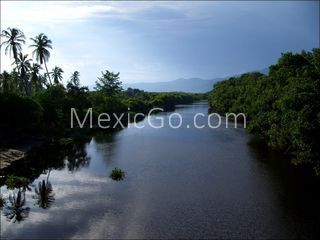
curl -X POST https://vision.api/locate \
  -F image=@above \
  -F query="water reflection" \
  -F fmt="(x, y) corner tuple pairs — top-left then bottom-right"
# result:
(33, 170), (55, 209)
(1, 104), (320, 238)
(0, 139), (92, 225)
(4, 190), (30, 223)
(66, 143), (91, 172)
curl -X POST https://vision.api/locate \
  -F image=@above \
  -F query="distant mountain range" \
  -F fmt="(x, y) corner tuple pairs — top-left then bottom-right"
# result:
(121, 68), (269, 93)
(123, 77), (223, 93)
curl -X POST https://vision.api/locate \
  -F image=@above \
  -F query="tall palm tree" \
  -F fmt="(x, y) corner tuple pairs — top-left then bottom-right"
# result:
(0, 27), (25, 69)
(14, 53), (32, 95)
(29, 33), (53, 85)
(51, 66), (64, 84)
(67, 71), (80, 90)
(70, 71), (80, 86)
(30, 63), (43, 92)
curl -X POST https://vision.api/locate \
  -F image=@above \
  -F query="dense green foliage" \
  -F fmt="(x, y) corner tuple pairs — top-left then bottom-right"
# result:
(209, 49), (320, 174)
(0, 72), (201, 138)
(123, 88), (195, 112)
(95, 70), (122, 96)
(1, 27), (204, 143)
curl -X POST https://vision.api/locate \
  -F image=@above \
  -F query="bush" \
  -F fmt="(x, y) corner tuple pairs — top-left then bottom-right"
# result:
(110, 168), (125, 181)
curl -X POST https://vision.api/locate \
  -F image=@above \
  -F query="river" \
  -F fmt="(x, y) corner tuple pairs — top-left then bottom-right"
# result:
(1, 103), (319, 239)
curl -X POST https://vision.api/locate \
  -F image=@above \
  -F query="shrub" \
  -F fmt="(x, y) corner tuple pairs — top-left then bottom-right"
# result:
(110, 168), (125, 181)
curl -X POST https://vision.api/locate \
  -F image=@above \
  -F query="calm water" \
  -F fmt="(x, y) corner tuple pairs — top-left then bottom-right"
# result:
(1, 104), (320, 239)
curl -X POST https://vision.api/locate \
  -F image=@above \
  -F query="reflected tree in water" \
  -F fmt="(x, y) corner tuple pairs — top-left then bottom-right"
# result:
(5, 175), (31, 192)
(66, 143), (90, 172)
(4, 190), (30, 223)
(3, 175), (32, 222)
(33, 170), (55, 209)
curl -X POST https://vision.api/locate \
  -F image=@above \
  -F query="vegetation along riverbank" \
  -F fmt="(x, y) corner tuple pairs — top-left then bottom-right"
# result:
(0, 28), (205, 139)
(0, 27), (205, 170)
(209, 49), (320, 175)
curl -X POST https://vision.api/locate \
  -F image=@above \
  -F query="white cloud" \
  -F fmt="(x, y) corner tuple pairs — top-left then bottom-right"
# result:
(1, 1), (318, 84)
(2, 2), (120, 24)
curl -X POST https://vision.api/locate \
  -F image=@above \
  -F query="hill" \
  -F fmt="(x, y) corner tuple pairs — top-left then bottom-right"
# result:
(123, 77), (223, 93)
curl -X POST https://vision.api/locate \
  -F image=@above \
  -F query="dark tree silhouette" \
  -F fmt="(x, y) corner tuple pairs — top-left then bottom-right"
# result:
(30, 33), (53, 85)
(51, 66), (64, 84)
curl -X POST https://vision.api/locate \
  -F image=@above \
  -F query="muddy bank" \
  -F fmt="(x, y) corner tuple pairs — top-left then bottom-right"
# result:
(0, 149), (25, 171)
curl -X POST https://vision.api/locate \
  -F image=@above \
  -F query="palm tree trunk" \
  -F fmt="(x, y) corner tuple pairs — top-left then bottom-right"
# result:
(25, 76), (31, 96)
(15, 59), (20, 91)
(21, 71), (31, 96)
(44, 61), (52, 86)
(15, 60), (26, 95)
(15, 59), (31, 96)
(21, 75), (29, 95)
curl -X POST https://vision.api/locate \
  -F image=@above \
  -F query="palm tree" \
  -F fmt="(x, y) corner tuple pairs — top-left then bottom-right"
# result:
(30, 63), (43, 92)
(39, 74), (49, 88)
(70, 71), (80, 86)
(51, 66), (64, 84)
(14, 53), (32, 95)
(29, 33), (53, 85)
(4, 190), (30, 223)
(0, 27), (25, 69)
(67, 71), (80, 90)
(0, 71), (12, 93)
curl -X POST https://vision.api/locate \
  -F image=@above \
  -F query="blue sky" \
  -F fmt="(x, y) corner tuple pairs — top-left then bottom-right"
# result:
(1, 1), (319, 86)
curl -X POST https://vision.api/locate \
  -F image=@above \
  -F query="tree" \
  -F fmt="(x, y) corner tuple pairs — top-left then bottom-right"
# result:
(30, 33), (53, 85)
(15, 53), (32, 95)
(209, 49), (320, 174)
(0, 71), (13, 93)
(67, 71), (88, 93)
(69, 71), (80, 87)
(30, 63), (43, 92)
(11, 71), (22, 93)
(0, 27), (25, 68)
(95, 70), (122, 95)
(1, 28), (26, 94)
(51, 66), (64, 84)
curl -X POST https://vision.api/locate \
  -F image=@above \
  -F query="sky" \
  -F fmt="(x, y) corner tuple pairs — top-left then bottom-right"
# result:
(0, 1), (319, 86)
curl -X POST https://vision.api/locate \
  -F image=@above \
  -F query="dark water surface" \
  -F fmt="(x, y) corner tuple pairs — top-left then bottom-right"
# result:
(1, 104), (320, 239)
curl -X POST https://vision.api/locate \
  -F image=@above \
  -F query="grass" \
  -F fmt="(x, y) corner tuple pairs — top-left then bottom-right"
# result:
(110, 168), (125, 181)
